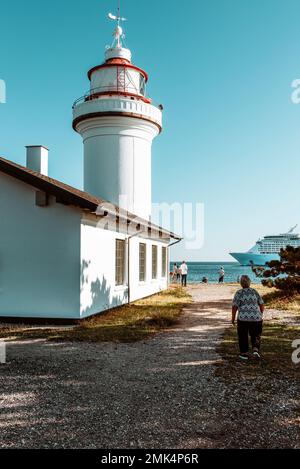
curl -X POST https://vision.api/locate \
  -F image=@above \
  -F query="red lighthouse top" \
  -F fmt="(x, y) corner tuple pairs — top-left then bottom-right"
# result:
(72, 6), (163, 135)
(87, 54), (149, 83)
(87, 47), (150, 103)
(86, 8), (151, 104)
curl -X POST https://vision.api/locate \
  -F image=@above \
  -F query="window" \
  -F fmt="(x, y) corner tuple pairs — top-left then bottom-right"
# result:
(161, 247), (167, 278)
(115, 239), (125, 286)
(152, 245), (158, 279)
(139, 75), (146, 96)
(139, 243), (146, 282)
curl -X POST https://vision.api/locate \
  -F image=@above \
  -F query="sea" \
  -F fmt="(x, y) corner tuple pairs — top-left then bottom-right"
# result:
(170, 262), (260, 284)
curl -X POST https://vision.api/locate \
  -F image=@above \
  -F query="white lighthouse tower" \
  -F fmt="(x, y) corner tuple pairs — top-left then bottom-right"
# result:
(72, 10), (162, 221)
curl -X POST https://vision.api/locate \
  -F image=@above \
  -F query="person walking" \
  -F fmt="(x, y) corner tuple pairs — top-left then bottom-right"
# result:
(232, 275), (264, 360)
(172, 263), (178, 283)
(218, 266), (225, 283)
(180, 261), (188, 287)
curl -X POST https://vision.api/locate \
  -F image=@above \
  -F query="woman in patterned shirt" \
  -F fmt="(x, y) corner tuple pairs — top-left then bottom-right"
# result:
(232, 275), (264, 360)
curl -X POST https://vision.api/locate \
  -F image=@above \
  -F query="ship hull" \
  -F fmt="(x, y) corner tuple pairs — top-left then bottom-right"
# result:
(230, 252), (280, 266)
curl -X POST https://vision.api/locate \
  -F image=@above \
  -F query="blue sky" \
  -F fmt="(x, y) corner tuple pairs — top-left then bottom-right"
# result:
(1, 0), (300, 261)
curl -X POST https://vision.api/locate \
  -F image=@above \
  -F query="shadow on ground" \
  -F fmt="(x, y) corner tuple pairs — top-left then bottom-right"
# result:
(0, 288), (299, 449)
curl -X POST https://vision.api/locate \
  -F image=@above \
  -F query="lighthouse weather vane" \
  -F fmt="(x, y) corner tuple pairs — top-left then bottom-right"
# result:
(108, 0), (127, 48)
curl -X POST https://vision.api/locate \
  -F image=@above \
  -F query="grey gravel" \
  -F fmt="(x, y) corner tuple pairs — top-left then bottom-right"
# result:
(0, 285), (299, 449)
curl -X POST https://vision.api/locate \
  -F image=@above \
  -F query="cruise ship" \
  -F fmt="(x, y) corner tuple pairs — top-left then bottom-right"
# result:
(230, 226), (300, 266)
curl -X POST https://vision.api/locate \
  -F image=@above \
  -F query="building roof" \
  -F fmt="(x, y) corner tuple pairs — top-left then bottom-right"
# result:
(0, 156), (181, 241)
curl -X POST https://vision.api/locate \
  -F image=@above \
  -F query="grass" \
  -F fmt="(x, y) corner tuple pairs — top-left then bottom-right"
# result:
(253, 283), (300, 311)
(0, 286), (192, 343)
(263, 291), (300, 312)
(217, 283), (300, 380)
(215, 289), (300, 449)
(217, 321), (300, 379)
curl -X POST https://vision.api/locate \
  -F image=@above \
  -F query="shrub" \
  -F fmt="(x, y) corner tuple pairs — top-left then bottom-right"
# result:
(252, 246), (300, 295)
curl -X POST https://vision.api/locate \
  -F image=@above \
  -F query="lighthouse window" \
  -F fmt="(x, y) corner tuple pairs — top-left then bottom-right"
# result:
(152, 245), (158, 280)
(115, 239), (126, 286)
(140, 75), (146, 96)
(139, 243), (147, 282)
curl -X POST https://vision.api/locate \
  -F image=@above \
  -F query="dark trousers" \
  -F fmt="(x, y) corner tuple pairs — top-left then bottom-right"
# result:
(181, 274), (187, 287)
(237, 320), (263, 354)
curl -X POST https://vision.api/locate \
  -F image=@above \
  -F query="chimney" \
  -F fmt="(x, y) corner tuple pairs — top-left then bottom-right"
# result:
(26, 146), (49, 176)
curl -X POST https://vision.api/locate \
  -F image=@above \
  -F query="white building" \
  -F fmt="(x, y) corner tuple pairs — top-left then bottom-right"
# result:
(0, 14), (181, 320)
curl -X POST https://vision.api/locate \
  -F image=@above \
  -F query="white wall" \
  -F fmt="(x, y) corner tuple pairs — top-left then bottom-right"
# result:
(80, 221), (128, 317)
(0, 172), (170, 319)
(80, 217), (169, 318)
(129, 236), (168, 303)
(76, 114), (158, 221)
(0, 173), (81, 318)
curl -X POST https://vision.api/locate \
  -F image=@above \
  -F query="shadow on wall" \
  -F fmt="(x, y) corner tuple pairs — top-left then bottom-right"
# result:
(81, 260), (128, 317)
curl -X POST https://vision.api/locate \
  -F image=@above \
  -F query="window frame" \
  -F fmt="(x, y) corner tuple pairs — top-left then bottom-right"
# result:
(115, 239), (126, 286)
(152, 245), (158, 280)
(139, 243), (147, 282)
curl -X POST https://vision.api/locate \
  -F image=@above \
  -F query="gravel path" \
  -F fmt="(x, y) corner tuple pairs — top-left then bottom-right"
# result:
(0, 285), (298, 449)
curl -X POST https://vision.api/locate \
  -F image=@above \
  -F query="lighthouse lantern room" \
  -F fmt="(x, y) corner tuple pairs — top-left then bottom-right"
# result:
(72, 9), (162, 221)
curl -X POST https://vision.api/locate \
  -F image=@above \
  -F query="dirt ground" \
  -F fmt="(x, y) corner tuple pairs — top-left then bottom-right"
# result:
(0, 284), (299, 449)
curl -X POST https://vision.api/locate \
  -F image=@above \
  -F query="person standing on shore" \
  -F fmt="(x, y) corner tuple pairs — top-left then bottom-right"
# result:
(218, 266), (225, 283)
(232, 275), (264, 360)
(180, 261), (188, 287)
(177, 265), (181, 283)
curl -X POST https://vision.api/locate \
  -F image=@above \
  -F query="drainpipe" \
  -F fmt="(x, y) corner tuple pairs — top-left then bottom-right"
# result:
(168, 238), (182, 249)
(167, 238), (183, 287)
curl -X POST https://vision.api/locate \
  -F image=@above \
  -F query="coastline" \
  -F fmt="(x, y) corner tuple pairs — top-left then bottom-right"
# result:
(170, 261), (259, 284)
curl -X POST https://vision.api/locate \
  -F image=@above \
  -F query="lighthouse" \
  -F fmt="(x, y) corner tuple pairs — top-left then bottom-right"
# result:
(0, 5), (182, 321)
(72, 11), (162, 221)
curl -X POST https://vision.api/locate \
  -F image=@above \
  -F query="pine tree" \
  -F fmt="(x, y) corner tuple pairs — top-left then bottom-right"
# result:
(252, 246), (300, 294)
